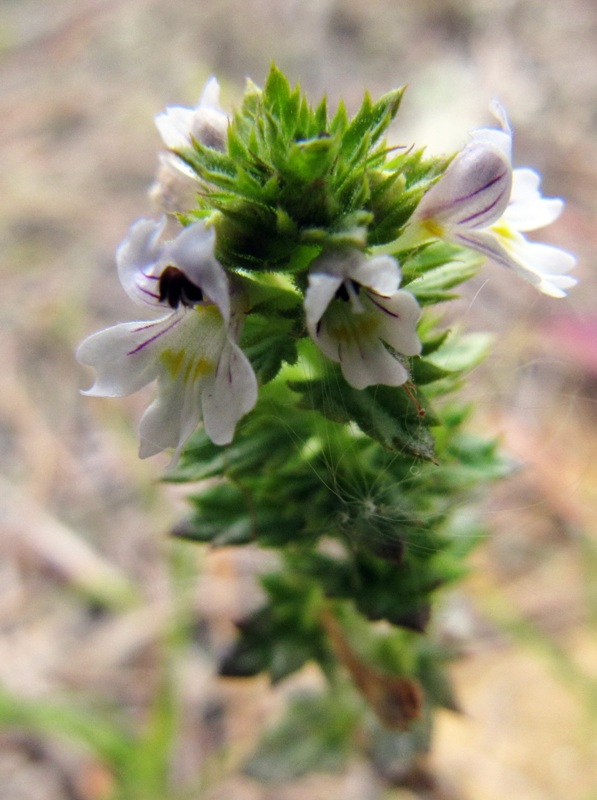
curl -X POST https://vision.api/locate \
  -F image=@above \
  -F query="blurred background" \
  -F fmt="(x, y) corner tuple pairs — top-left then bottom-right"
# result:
(1, 0), (596, 797)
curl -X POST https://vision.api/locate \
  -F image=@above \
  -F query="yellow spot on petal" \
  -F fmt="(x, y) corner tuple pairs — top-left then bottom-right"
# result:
(160, 348), (185, 378)
(191, 357), (213, 381)
(160, 349), (214, 383)
(328, 310), (380, 343)
(420, 217), (445, 239)
(195, 303), (222, 321)
(490, 219), (517, 241)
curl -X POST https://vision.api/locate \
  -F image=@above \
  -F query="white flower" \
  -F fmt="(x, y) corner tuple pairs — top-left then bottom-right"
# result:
(155, 76), (229, 153)
(305, 251), (422, 390)
(413, 104), (577, 297)
(77, 218), (257, 462)
(152, 77), (230, 205)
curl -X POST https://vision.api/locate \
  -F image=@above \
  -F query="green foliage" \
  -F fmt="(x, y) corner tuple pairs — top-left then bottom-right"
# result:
(219, 572), (333, 683)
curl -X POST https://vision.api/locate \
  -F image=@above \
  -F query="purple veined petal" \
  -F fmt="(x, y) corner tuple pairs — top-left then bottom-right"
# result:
(348, 254), (401, 297)
(116, 217), (168, 307)
(454, 228), (527, 274)
(456, 229), (577, 297)
(126, 314), (184, 356)
(338, 335), (410, 390)
(505, 169), (564, 232)
(416, 142), (513, 232)
(137, 304), (232, 460)
(201, 341), (258, 445)
(366, 290), (422, 356)
(77, 313), (177, 397)
(166, 222), (231, 324)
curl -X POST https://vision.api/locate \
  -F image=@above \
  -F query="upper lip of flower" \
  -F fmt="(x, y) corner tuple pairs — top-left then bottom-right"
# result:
(117, 217), (231, 324)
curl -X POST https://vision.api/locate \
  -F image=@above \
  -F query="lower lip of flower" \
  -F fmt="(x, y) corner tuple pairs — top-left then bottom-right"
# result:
(327, 309), (381, 343)
(161, 348), (214, 381)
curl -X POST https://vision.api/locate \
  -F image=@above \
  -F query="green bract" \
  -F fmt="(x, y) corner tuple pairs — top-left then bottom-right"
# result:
(177, 65), (447, 267)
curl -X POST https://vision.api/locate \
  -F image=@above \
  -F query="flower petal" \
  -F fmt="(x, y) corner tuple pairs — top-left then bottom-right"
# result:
(77, 314), (181, 397)
(416, 141), (512, 232)
(190, 77), (229, 151)
(304, 271), (344, 337)
(116, 217), (168, 307)
(155, 77), (228, 154)
(138, 367), (203, 461)
(201, 342), (258, 445)
(366, 290), (422, 356)
(150, 153), (201, 212)
(505, 169), (564, 231)
(500, 238), (577, 297)
(167, 222), (231, 323)
(457, 229), (577, 297)
(155, 106), (196, 151)
(347, 253), (401, 296)
(339, 336), (409, 390)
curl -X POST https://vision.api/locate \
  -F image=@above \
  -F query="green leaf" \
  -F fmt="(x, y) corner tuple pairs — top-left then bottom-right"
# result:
(428, 331), (493, 373)
(219, 574), (332, 683)
(288, 368), (435, 461)
(341, 88), (404, 164)
(241, 313), (299, 384)
(287, 135), (337, 181)
(179, 483), (253, 546)
(405, 253), (482, 304)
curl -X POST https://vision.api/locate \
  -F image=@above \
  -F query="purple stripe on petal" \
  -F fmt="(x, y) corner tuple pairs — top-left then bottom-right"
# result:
(127, 314), (182, 356)
(455, 232), (541, 289)
(455, 232), (509, 264)
(137, 283), (161, 301)
(366, 292), (400, 318)
(457, 180), (510, 228)
(455, 169), (508, 207)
